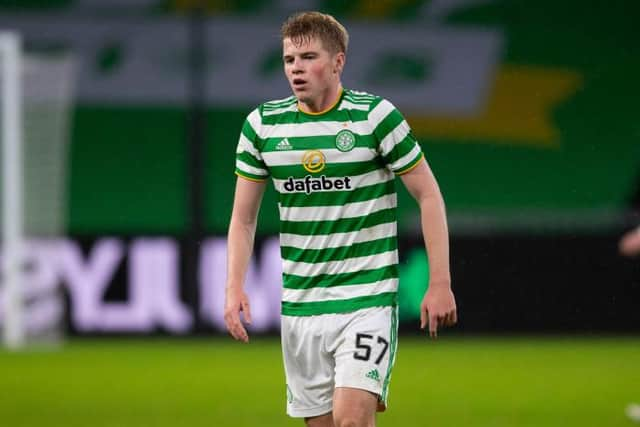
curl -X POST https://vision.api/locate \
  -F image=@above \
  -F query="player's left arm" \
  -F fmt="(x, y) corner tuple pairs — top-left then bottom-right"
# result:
(400, 159), (457, 338)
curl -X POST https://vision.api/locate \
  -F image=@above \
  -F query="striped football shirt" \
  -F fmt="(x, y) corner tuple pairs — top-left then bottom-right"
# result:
(235, 89), (424, 316)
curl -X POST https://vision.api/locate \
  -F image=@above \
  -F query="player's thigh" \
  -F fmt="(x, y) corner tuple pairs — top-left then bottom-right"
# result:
(333, 306), (397, 408)
(332, 387), (377, 427)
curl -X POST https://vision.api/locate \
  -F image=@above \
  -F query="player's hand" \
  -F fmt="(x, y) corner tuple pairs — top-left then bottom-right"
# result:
(224, 287), (252, 343)
(420, 284), (457, 339)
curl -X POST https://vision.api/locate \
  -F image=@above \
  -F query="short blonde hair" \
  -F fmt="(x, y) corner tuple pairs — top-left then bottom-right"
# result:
(281, 11), (349, 55)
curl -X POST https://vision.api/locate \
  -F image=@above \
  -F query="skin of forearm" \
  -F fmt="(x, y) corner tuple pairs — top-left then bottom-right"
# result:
(418, 192), (451, 289)
(226, 217), (257, 291)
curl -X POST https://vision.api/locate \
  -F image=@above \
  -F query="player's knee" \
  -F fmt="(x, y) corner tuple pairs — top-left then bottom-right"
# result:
(333, 415), (371, 427)
(304, 413), (334, 427)
(333, 408), (374, 427)
(334, 417), (356, 427)
(332, 388), (377, 427)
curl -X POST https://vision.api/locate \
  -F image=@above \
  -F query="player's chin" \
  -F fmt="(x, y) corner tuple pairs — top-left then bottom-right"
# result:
(294, 93), (311, 104)
(291, 85), (308, 95)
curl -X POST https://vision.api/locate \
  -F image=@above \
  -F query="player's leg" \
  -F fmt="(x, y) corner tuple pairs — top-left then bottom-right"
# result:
(331, 306), (399, 426)
(305, 413), (335, 427)
(332, 387), (378, 427)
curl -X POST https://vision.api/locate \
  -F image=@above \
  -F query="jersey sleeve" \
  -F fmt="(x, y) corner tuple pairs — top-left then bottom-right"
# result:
(369, 98), (424, 175)
(235, 108), (269, 182)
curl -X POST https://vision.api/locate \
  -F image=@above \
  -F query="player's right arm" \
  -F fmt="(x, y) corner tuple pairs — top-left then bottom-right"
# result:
(225, 108), (269, 342)
(224, 177), (266, 342)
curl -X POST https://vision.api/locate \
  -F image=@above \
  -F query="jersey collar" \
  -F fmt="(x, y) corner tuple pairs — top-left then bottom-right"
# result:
(297, 88), (344, 116)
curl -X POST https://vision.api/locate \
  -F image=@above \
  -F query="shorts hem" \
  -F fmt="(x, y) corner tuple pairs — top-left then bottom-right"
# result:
(334, 383), (381, 397)
(287, 402), (333, 418)
(334, 383), (387, 411)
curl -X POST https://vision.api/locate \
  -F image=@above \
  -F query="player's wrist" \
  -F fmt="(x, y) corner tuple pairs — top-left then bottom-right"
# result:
(225, 281), (245, 294)
(428, 275), (451, 289)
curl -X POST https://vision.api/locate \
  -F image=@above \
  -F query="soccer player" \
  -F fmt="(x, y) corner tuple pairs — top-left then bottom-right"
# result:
(224, 11), (457, 427)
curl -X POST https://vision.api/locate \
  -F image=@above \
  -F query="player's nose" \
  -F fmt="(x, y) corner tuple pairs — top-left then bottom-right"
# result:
(291, 57), (304, 73)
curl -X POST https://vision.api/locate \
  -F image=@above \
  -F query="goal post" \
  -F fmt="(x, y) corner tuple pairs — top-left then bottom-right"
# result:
(1, 31), (76, 350)
(0, 31), (24, 350)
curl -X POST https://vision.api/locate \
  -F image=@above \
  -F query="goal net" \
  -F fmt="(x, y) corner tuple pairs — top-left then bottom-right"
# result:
(0, 32), (75, 349)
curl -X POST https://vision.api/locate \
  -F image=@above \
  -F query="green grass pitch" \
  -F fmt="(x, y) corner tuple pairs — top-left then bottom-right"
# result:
(1, 336), (638, 426)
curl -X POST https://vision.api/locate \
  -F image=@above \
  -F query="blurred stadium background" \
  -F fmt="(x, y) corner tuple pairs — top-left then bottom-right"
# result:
(0, 0), (639, 426)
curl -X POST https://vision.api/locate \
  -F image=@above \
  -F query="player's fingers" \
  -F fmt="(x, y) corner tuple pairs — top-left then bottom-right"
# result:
(442, 311), (454, 327)
(224, 310), (248, 342)
(440, 313), (450, 329)
(436, 313), (445, 327)
(236, 324), (249, 343)
(227, 317), (240, 339)
(241, 299), (252, 325)
(231, 319), (248, 342)
(223, 309), (238, 334)
(420, 307), (427, 330)
(429, 313), (438, 338)
(229, 323), (243, 341)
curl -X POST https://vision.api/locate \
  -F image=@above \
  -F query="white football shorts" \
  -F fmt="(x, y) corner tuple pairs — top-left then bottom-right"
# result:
(281, 305), (399, 418)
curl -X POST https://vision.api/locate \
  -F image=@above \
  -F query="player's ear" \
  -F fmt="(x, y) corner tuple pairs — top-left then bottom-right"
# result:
(334, 52), (345, 74)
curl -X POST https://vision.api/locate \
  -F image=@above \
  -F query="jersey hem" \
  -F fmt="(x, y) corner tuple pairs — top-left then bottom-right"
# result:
(281, 292), (397, 316)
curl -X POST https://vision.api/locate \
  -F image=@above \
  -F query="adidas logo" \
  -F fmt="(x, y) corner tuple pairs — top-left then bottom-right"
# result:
(365, 369), (380, 382)
(276, 138), (293, 150)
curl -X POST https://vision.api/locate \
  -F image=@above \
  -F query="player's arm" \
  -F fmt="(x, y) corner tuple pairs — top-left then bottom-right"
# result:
(400, 159), (457, 338)
(619, 226), (640, 257)
(224, 176), (266, 343)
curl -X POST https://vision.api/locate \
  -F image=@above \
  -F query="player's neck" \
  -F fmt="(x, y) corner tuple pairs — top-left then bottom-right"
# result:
(298, 84), (343, 115)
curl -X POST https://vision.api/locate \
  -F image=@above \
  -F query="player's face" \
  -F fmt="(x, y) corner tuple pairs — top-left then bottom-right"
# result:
(283, 36), (344, 111)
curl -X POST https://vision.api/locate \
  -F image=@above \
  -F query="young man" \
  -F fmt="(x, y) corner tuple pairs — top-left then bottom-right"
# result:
(224, 11), (457, 427)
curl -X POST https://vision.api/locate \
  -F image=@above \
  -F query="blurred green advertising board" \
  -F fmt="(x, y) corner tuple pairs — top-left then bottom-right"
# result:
(1, 0), (638, 234)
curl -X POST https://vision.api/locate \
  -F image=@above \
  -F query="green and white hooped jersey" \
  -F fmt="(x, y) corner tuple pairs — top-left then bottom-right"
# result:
(235, 89), (424, 317)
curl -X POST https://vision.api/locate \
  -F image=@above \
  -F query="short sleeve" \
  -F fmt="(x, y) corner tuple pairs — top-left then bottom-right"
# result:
(370, 99), (424, 175)
(235, 109), (270, 181)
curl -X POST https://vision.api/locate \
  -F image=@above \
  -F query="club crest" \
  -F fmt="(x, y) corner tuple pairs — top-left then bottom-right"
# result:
(335, 129), (356, 152)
